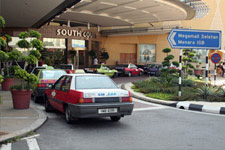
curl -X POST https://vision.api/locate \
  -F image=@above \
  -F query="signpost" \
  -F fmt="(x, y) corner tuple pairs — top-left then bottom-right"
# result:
(168, 29), (222, 96)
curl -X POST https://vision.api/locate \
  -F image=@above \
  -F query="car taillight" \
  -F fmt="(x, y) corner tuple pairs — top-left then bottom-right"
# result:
(78, 98), (93, 103)
(122, 91), (132, 102)
(37, 83), (47, 87)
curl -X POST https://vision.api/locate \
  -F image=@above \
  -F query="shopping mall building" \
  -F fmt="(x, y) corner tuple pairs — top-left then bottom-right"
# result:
(0, 0), (224, 69)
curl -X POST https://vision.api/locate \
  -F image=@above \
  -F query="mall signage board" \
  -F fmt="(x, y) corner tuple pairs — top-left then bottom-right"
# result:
(168, 29), (221, 49)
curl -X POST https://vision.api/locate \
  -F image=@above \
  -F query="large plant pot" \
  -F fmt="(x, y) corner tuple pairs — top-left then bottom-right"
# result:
(11, 89), (32, 109)
(1, 78), (14, 91)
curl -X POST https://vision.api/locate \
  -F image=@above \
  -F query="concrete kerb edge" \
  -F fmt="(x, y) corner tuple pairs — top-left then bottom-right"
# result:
(122, 82), (225, 115)
(0, 106), (47, 143)
(121, 82), (177, 107)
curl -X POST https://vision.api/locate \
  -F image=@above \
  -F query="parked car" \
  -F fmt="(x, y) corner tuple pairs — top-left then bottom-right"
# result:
(31, 64), (54, 74)
(58, 64), (75, 74)
(114, 63), (143, 77)
(32, 69), (67, 103)
(44, 74), (134, 123)
(147, 64), (163, 76)
(136, 64), (148, 74)
(84, 64), (118, 78)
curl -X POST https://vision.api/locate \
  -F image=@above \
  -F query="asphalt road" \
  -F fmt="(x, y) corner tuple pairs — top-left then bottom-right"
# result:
(5, 75), (225, 150)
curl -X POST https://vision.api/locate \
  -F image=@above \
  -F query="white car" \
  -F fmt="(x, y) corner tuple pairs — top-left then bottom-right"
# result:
(44, 74), (134, 123)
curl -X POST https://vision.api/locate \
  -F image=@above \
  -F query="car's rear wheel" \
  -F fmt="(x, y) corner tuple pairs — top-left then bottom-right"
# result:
(44, 96), (54, 112)
(110, 116), (121, 122)
(128, 72), (132, 77)
(65, 106), (73, 124)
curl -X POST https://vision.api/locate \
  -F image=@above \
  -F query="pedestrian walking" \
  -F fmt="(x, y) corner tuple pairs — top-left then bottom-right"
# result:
(222, 62), (225, 77)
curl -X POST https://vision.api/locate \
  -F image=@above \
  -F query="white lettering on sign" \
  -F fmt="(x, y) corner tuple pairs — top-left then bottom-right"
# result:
(56, 29), (96, 39)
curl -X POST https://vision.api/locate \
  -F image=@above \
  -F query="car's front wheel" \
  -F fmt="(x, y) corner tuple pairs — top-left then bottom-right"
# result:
(33, 93), (40, 103)
(113, 72), (118, 78)
(65, 106), (73, 124)
(128, 72), (132, 77)
(139, 71), (143, 76)
(110, 116), (121, 122)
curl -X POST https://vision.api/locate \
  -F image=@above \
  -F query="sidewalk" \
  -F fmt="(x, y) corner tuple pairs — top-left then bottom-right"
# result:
(122, 76), (225, 115)
(0, 91), (47, 143)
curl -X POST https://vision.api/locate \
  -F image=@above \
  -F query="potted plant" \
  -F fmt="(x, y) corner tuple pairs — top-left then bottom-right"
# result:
(0, 39), (15, 91)
(0, 16), (15, 90)
(8, 30), (43, 109)
(194, 62), (202, 78)
(10, 66), (37, 109)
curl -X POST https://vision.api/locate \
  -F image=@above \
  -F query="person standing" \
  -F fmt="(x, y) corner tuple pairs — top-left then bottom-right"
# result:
(94, 57), (98, 65)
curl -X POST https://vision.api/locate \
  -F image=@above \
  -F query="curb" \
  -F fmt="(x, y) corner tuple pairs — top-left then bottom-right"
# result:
(122, 82), (225, 115)
(0, 105), (47, 143)
(121, 83), (177, 107)
(176, 102), (225, 115)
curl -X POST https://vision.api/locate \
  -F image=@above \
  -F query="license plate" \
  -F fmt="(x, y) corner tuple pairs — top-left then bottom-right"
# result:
(98, 108), (118, 114)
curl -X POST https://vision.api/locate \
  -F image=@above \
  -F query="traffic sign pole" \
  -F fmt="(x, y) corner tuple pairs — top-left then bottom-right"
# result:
(205, 50), (209, 86)
(178, 49), (182, 97)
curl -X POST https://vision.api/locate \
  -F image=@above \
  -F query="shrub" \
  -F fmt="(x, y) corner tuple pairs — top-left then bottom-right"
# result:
(196, 85), (217, 101)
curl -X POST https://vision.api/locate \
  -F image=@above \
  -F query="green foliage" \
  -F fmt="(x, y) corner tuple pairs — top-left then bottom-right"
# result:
(4, 34), (12, 43)
(17, 39), (30, 48)
(196, 85), (217, 101)
(0, 37), (6, 48)
(0, 75), (3, 83)
(165, 55), (174, 60)
(29, 30), (41, 38)
(162, 48), (171, 54)
(30, 39), (44, 50)
(8, 50), (21, 60)
(0, 50), (9, 60)
(13, 67), (37, 87)
(172, 61), (179, 67)
(146, 92), (174, 100)
(0, 16), (5, 28)
(24, 55), (38, 65)
(218, 87), (225, 97)
(18, 31), (29, 39)
(29, 50), (41, 59)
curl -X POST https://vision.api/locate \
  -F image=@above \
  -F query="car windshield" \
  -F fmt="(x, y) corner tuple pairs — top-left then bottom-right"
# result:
(89, 65), (101, 68)
(39, 70), (67, 79)
(59, 65), (72, 69)
(149, 64), (160, 68)
(76, 76), (118, 89)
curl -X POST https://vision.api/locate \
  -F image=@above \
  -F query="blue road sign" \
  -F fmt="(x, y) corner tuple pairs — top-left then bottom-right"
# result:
(168, 29), (221, 49)
(211, 53), (221, 64)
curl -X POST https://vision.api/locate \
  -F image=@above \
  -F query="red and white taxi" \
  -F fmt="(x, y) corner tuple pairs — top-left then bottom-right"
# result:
(44, 74), (134, 123)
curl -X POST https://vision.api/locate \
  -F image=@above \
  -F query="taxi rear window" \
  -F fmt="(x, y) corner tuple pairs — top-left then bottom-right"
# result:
(75, 76), (118, 89)
(40, 70), (66, 79)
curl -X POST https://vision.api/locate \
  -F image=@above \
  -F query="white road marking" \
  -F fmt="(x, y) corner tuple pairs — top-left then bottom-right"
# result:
(21, 134), (40, 140)
(134, 107), (167, 111)
(26, 138), (40, 150)
(0, 143), (11, 150)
